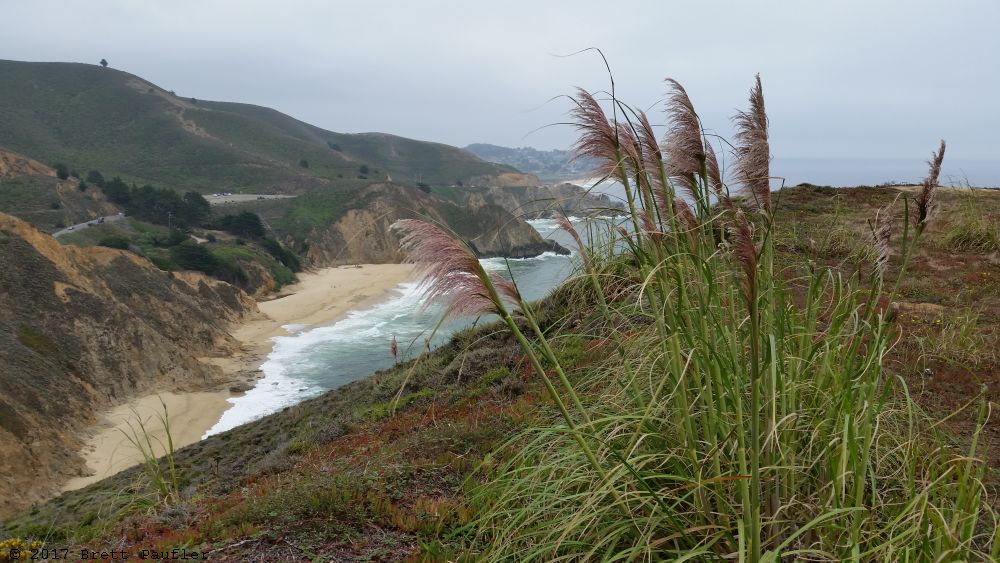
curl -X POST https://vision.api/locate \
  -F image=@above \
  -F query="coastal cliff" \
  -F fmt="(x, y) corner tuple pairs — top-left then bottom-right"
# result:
(0, 214), (255, 516)
(281, 183), (567, 265)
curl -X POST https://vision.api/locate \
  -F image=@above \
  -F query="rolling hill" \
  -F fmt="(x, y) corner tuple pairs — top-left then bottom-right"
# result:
(0, 60), (596, 268)
(0, 60), (516, 193)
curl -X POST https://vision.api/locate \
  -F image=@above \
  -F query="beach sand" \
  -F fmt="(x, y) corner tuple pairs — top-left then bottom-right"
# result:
(62, 263), (415, 492)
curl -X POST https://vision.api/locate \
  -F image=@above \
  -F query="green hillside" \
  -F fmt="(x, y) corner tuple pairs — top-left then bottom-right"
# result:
(0, 60), (514, 193)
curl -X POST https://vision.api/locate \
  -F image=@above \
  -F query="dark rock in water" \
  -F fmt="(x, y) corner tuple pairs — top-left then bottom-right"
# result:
(471, 238), (571, 259)
(229, 381), (254, 393)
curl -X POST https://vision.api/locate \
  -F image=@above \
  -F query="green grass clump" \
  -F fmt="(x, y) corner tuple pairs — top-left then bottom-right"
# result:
(119, 398), (181, 505)
(368, 388), (433, 420)
(394, 77), (997, 560)
(17, 326), (58, 356)
(270, 190), (363, 240)
(940, 191), (999, 252)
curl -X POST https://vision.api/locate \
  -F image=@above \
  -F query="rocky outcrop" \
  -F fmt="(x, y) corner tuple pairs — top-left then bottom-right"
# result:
(456, 183), (622, 219)
(0, 214), (255, 516)
(472, 238), (570, 259)
(298, 183), (565, 265)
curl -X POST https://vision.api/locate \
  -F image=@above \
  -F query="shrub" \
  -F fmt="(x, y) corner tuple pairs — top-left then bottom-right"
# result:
(147, 253), (177, 271)
(261, 236), (301, 272)
(327, 141), (342, 151)
(53, 163), (69, 180)
(98, 235), (131, 249)
(102, 177), (131, 204)
(17, 326), (57, 355)
(170, 241), (219, 273)
(86, 170), (106, 187)
(416, 182), (431, 193)
(216, 212), (265, 239)
(166, 229), (189, 246)
(359, 164), (370, 175)
(298, 159), (309, 168)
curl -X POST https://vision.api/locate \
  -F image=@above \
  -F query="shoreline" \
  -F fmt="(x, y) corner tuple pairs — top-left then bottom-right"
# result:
(62, 263), (415, 492)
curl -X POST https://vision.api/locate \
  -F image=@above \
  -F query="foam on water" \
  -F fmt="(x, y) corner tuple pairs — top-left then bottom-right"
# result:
(204, 282), (428, 437)
(479, 251), (570, 271)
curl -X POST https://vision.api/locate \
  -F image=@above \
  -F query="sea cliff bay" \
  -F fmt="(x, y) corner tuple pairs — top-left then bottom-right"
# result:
(62, 263), (415, 492)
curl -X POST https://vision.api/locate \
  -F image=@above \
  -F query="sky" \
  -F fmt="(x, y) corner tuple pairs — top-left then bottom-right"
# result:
(3, 0), (999, 160)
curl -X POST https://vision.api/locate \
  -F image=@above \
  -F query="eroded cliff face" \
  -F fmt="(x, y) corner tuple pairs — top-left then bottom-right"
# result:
(300, 183), (563, 265)
(0, 214), (255, 516)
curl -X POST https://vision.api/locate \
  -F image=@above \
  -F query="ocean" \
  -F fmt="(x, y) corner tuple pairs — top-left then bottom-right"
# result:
(772, 157), (1000, 188)
(576, 157), (1000, 210)
(204, 217), (599, 437)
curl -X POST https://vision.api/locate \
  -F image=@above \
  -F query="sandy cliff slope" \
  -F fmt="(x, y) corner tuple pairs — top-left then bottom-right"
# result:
(0, 213), (255, 516)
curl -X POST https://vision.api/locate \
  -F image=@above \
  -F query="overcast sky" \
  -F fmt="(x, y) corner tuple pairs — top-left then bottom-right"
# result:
(3, 0), (998, 159)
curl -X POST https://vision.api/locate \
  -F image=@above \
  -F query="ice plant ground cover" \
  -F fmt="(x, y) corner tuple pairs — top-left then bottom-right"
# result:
(394, 75), (998, 560)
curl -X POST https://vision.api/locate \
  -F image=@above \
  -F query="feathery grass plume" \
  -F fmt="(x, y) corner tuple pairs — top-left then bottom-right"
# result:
(637, 111), (673, 222)
(632, 99), (700, 235)
(731, 210), (758, 303)
(636, 110), (663, 181)
(663, 78), (706, 202)
(673, 198), (698, 233)
(555, 214), (590, 270)
(391, 219), (520, 317)
(617, 120), (643, 176)
(869, 202), (895, 279)
(705, 140), (724, 198)
(733, 74), (771, 213)
(916, 139), (946, 226)
(638, 209), (663, 244)
(570, 89), (623, 181)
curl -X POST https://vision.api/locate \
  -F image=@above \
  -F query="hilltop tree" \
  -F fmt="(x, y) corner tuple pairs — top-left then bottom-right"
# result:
(99, 59), (108, 68)
(53, 163), (69, 180)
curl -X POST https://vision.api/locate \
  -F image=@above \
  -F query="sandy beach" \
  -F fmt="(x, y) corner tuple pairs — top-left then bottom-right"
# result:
(63, 263), (414, 492)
